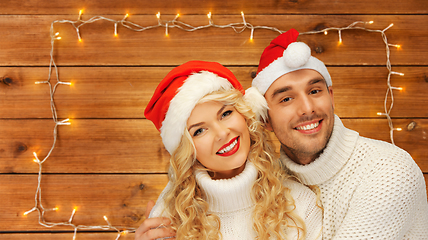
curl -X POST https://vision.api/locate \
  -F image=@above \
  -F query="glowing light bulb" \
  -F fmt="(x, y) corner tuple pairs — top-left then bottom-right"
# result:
(207, 12), (212, 19)
(156, 12), (160, 19)
(324, 31), (328, 35)
(369, 21), (374, 24)
(103, 215), (112, 226)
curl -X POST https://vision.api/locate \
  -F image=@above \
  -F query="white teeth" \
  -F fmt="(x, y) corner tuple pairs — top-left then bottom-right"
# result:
(218, 138), (238, 154)
(296, 122), (319, 131)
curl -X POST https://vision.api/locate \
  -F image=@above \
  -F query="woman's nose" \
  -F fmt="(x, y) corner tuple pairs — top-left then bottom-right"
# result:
(214, 122), (230, 141)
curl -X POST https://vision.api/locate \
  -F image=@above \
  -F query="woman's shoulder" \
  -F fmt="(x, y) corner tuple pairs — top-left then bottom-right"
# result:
(148, 181), (173, 218)
(283, 178), (316, 198)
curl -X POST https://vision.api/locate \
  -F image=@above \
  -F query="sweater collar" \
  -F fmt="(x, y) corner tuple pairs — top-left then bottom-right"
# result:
(194, 161), (257, 213)
(280, 115), (359, 185)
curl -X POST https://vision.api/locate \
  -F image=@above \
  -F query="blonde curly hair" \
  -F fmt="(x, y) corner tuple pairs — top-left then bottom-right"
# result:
(162, 89), (306, 239)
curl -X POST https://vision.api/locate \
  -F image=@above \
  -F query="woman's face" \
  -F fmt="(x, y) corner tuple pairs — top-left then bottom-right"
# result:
(187, 101), (250, 179)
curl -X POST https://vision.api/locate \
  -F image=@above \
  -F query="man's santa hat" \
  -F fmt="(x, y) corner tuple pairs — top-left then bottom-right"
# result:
(252, 28), (332, 95)
(144, 60), (267, 154)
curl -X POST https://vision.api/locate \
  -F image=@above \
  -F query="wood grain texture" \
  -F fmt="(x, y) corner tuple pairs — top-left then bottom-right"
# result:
(0, 0), (427, 15)
(0, 174), (168, 231)
(1, 118), (427, 174)
(1, 0), (427, 237)
(0, 15), (427, 66)
(1, 67), (427, 119)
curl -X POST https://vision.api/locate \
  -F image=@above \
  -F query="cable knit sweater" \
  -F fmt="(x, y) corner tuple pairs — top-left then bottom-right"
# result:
(280, 115), (428, 240)
(149, 161), (323, 239)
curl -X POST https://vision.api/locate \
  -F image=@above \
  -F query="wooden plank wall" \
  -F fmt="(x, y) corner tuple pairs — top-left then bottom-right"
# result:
(1, 0), (427, 239)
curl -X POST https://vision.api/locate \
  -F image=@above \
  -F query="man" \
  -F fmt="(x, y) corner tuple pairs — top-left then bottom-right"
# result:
(251, 28), (428, 239)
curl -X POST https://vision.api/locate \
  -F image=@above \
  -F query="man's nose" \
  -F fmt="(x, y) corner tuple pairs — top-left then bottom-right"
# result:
(297, 95), (315, 116)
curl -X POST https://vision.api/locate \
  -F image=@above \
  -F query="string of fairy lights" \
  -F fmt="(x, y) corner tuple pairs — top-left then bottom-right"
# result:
(25, 10), (404, 239)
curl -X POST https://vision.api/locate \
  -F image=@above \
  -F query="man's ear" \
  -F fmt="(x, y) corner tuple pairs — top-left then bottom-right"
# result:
(263, 116), (274, 131)
(328, 86), (334, 108)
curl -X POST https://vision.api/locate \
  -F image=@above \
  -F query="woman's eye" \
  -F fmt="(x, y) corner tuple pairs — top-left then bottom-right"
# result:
(222, 110), (233, 118)
(193, 128), (205, 136)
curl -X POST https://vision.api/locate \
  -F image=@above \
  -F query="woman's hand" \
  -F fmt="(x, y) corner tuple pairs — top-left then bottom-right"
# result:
(134, 200), (176, 240)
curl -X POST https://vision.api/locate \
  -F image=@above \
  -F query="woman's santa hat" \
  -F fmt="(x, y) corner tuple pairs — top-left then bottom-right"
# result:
(252, 28), (332, 95)
(144, 60), (267, 154)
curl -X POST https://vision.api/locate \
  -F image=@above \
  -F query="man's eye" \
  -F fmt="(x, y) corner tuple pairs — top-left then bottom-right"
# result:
(222, 110), (233, 118)
(193, 128), (205, 136)
(281, 97), (292, 103)
(310, 89), (321, 94)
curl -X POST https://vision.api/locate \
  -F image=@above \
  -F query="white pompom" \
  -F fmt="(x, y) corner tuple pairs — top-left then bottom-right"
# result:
(283, 42), (311, 69)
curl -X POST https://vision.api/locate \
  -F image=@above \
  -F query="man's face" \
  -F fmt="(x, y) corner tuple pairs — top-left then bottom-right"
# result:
(264, 69), (335, 165)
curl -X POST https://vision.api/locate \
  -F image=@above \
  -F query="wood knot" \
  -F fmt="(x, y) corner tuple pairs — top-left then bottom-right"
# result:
(13, 142), (27, 158)
(314, 24), (328, 32)
(251, 71), (257, 79)
(17, 144), (28, 152)
(424, 74), (428, 83)
(139, 183), (145, 190)
(315, 46), (324, 54)
(407, 121), (417, 131)
(2, 76), (13, 86)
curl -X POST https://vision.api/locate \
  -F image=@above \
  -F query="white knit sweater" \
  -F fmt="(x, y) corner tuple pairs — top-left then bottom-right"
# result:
(150, 161), (323, 239)
(280, 115), (428, 240)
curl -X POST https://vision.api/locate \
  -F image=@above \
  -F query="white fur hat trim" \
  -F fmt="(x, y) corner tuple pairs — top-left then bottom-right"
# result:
(244, 87), (268, 122)
(160, 71), (234, 154)
(253, 42), (332, 95)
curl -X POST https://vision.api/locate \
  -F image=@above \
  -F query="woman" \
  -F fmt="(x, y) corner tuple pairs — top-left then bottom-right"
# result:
(137, 60), (322, 240)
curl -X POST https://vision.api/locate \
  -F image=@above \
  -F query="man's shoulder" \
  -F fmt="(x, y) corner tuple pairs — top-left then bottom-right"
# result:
(352, 135), (423, 181)
(355, 135), (412, 159)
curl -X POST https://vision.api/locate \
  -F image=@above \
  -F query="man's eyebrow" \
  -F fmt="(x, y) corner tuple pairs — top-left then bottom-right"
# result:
(270, 86), (291, 99)
(308, 78), (326, 86)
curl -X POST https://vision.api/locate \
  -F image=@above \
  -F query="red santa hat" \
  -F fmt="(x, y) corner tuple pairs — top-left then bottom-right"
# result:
(144, 60), (267, 154)
(252, 28), (332, 95)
